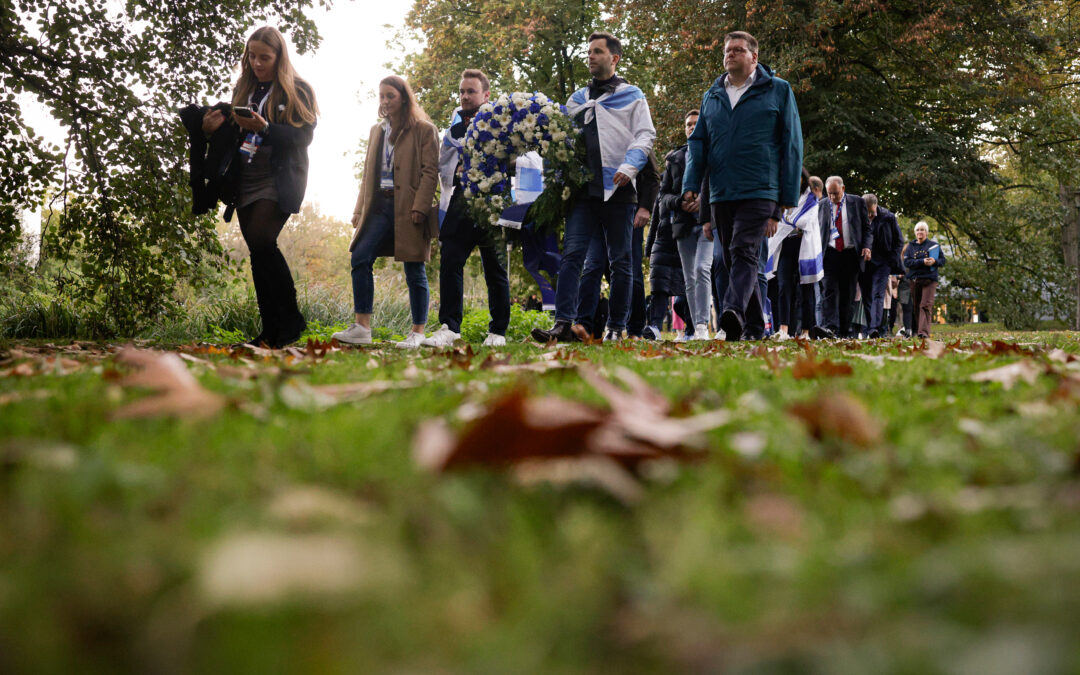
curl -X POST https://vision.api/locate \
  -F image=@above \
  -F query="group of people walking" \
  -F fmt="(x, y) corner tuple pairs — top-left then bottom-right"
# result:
(188, 27), (946, 350)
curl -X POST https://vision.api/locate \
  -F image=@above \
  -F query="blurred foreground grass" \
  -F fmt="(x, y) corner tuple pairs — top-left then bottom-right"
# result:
(2, 331), (1080, 674)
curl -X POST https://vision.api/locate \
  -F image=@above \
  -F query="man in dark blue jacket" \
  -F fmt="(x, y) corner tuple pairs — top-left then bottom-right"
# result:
(682, 31), (803, 341)
(860, 193), (903, 338)
(818, 176), (872, 338)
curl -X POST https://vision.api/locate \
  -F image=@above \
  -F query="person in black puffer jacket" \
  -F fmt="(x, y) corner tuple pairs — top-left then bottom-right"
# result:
(644, 198), (691, 338)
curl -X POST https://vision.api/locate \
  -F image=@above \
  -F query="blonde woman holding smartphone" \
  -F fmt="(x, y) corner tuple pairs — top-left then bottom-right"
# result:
(201, 26), (318, 348)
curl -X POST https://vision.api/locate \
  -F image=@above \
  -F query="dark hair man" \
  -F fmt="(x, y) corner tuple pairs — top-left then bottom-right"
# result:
(859, 193), (904, 338)
(423, 68), (511, 348)
(817, 175), (872, 338)
(532, 31), (656, 343)
(681, 31), (804, 341)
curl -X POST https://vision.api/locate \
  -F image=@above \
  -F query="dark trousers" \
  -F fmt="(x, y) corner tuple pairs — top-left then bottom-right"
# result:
(555, 198), (634, 330)
(911, 279), (938, 337)
(238, 199), (303, 341)
(859, 262), (891, 335)
(438, 224), (510, 335)
(711, 237), (729, 322)
(576, 223), (646, 335)
(822, 247), (861, 337)
(775, 235), (817, 332)
(712, 199), (774, 335)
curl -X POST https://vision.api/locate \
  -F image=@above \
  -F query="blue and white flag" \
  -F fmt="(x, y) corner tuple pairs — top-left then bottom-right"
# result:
(565, 82), (655, 201)
(765, 189), (824, 284)
(437, 107), (465, 226)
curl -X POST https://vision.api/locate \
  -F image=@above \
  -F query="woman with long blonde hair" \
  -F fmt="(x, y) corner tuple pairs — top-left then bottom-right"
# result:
(333, 76), (439, 347)
(201, 26), (318, 348)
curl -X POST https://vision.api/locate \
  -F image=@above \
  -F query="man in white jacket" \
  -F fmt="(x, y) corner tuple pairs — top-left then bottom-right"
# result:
(532, 31), (656, 343)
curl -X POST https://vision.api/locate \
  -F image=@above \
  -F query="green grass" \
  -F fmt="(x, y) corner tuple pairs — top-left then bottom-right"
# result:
(2, 331), (1080, 673)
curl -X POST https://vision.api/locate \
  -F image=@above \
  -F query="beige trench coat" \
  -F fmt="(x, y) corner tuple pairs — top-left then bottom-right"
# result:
(349, 119), (439, 261)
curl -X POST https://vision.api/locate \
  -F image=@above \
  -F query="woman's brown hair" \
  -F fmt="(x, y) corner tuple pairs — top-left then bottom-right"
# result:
(232, 26), (319, 127)
(379, 75), (429, 143)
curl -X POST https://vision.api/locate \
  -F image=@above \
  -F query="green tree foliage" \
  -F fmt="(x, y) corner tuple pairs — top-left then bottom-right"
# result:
(0, 0), (326, 334)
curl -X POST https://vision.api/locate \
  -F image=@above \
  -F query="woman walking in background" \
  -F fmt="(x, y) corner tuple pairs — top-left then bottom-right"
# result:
(201, 26), (318, 348)
(333, 76), (439, 347)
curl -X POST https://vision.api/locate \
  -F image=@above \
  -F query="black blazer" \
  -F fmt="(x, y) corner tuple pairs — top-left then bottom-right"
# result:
(258, 81), (316, 215)
(818, 193), (871, 253)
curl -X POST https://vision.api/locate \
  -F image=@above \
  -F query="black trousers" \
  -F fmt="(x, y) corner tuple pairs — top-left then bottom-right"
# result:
(822, 247), (861, 337)
(712, 199), (774, 335)
(237, 199), (303, 342)
(438, 223), (510, 335)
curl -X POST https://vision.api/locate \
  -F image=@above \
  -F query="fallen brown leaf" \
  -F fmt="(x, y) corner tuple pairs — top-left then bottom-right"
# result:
(513, 456), (645, 505)
(921, 339), (947, 359)
(113, 348), (226, 420)
(787, 391), (882, 447)
(970, 360), (1043, 390)
(790, 354), (853, 380)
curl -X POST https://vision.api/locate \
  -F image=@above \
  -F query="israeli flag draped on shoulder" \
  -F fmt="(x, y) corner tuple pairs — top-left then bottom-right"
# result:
(764, 189), (824, 284)
(437, 107), (465, 226)
(564, 82), (656, 201)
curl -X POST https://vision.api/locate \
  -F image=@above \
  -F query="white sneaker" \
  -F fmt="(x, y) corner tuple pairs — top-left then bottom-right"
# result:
(482, 333), (507, 347)
(396, 331), (425, 349)
(674, 332), (691, 342)
(421, 324), (461, 347)
(690, 324), (710, 340)
(773, 328), (791, 341)
(714, 329), (726, 341)
(332, 323), (372, 345)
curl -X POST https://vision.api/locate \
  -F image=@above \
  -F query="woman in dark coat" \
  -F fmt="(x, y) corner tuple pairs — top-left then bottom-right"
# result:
(201, 26), (318, 348)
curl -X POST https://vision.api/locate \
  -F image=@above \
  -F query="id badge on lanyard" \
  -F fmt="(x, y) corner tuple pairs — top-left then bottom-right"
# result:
(240, 132), (262, 163)
(239, 87), (270, 163)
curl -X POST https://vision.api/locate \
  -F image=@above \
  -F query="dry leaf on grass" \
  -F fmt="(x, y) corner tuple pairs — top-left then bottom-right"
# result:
(112, 348), (226, 420)
(791, 353), (853, 379)
(266, 485), (373, 527)
(745, 493), (806, 539)
(921, 339), (947, 359)
(198, 532), (366, 608)
(970, 360), (1043, 390)
(412, 367), (732, 503)
(787, 391), (882, 447)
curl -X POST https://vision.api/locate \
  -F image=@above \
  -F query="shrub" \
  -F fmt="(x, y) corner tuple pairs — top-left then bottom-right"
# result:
(459, 304), (550, 343)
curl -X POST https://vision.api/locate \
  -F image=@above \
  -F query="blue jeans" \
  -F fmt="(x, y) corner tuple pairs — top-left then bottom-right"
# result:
(350, 195), (429, 325)
(676, 227), (714, 328)
(574, 223), (646, 334)
(555, 198), (635, 330)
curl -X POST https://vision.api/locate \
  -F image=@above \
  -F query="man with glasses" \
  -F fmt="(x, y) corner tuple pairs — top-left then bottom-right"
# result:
(681, 31), (803, 341)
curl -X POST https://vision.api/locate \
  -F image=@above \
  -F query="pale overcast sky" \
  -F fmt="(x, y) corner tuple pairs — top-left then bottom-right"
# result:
(20, 0), (417, 236)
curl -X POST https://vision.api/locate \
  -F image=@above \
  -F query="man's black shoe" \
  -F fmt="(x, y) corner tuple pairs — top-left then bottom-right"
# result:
(810, 326), (836, 340)
(741, 330), (765, 341)
(719, 310), (743, 342)
(867, 330), (881, 339)
(272, 314), (307, 349)
(531, 320), (579, 344)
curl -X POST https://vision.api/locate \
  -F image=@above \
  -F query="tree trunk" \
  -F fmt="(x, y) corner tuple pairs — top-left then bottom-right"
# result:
(1061, 182), (1080, 329)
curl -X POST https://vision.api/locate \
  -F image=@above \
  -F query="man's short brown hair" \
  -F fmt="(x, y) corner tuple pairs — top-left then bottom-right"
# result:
(685, 109), (700, 119)
(588, 31), (622, 57)
(460, 69), (490, 92)
(724, 31), (758, 55)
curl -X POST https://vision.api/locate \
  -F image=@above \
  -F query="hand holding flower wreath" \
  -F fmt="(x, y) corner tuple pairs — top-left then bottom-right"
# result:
(460, 92), (589, 232)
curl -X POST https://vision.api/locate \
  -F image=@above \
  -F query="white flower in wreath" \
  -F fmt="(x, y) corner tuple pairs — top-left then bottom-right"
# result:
(524, 113), (538, 127)
(540, 140), (550, 153)
(496, 94), (510, 107)
(494, 148), (508, 159)
(490, 171), (503, 183)
(562, 186), (571, 200)
(475, 119), (490, 132)
(488, 213), (500, 225)
(551, 130), (567, 142)
(491, 195), (505, 209)
(467, 168), (483, 183)
(497, 112), (512, 127)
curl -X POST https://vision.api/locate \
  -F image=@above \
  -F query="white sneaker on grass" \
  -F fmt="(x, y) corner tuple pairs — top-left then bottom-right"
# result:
(690, 324), (710, 340)
(773, 328), (791, 341)
(332, 323), (372, 345)
(482, 333), (507, 347)
(396, 331), (426, 349)
(421, 324), (460, 347)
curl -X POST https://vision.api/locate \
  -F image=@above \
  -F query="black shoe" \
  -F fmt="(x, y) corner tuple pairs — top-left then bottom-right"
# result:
(531, 320), (579, 344)
(741, 329), (765, 341)
(719, 310), (743, 342)
(602, 328), (623, 342)
(272, 313), (307, 349)
(867, 330), (881, 339)
(810, 326), (836, 340)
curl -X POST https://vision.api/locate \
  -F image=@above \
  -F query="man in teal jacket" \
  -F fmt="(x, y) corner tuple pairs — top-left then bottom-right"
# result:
(682, 30), (803, 341)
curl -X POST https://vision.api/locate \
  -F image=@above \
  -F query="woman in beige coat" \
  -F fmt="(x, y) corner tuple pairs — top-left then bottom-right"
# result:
(333, 75), (439, 347)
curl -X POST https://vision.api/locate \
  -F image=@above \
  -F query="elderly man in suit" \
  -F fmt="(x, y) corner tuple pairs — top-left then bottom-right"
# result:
(818, 176), (871, 338)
